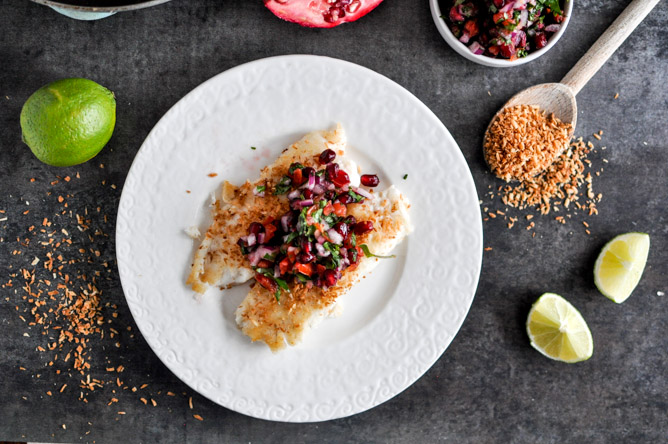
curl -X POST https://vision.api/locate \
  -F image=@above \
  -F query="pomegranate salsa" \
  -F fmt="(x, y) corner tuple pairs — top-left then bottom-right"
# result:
(442, 0), (565, 60)
(237, 149), (388, 301)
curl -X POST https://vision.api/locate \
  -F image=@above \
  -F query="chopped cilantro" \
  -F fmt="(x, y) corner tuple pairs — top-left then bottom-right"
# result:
(311, 208), (324, 223)
(359, 244), (396, 259)
(283, 232), (299, 245)
(273, 176), (292, 195)
(403, 174), (408, 180)
(323, 214), (338, 226)
(274, 289), (280, 302)
(275, 277), (289, 291)
(251, 146), (257, 150)
(350, 232), (357, 247)
(543, 0), (562, 15)
(255, 185), (266, 193)
(347, 190), (365, 203)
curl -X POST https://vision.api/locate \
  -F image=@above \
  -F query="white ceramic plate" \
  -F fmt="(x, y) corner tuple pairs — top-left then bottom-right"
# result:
(116, 55), (482, 422)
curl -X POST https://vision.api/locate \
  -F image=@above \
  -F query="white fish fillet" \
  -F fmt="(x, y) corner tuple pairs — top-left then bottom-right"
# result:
(187, 125), (352, 293)
(235, 186), (411, 352)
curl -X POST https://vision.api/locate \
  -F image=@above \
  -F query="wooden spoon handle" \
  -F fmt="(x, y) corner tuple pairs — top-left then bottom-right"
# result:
(561, 0), (661, 95)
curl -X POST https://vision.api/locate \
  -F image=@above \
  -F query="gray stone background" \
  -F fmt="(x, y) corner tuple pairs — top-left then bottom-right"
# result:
(1, 0), (666, 442)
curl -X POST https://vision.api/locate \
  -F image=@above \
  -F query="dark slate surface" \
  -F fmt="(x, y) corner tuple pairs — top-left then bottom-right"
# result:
(1, 1), (667, 442)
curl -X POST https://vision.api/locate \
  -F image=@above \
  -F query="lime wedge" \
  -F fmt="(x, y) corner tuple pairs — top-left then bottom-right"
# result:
(594, 232), (650, 303)
(526, 293), (593, 363)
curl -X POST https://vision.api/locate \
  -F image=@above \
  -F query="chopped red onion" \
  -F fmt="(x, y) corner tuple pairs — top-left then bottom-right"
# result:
(248, 246), (277, 267)
(315, 243), (330, 257)
(297, 199), (314, 208)
(351, 186), (373, 199)
(280, 214), (291, 232)
(327, 229), (344, 245)
(545, 24), (561, 33)
(469, 41), (485, 55)
(519, 9), (528, 28)
(287, 189), (301, 200)
(307, 170), (316, 190)
(242, 233), (256, 247)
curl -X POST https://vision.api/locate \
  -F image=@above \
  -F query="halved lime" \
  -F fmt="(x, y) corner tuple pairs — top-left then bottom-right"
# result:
(594, 232), (650, 303)
(526, 293), (593, 363)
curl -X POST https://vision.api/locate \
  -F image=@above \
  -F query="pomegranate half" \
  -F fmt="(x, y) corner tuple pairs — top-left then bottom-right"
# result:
(264, 0), (384, 28)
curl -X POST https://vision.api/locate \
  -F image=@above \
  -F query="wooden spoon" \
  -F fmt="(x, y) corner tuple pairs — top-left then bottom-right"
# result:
(483, 0), (661, 181)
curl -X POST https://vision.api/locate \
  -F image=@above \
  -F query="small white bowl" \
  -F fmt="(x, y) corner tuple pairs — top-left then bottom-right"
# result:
(429, 0), (573, 67)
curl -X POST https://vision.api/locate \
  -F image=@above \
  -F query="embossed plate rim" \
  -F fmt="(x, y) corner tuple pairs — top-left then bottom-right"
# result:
(116, 55), (483, 422)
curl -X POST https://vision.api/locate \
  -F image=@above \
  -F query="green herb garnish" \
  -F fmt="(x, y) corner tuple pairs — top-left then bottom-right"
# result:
(359, 244), (396, 259)
(403, 174), (408, 180)
(543, 0), (562, 15)
(348, 190), (365, 203)
(273, 176), (292, 195)
(251, 146), (257, 150)
(255, 185), (266, 194)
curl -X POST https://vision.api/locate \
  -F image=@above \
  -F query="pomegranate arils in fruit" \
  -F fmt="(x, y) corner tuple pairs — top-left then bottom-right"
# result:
(319, 149), (336, 164)
(360, 174), (379, 187)
(264, 0), (384, 29)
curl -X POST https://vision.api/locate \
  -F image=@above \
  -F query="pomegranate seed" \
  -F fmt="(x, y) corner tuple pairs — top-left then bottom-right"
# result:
(299, 252), (315, 263)
(319, 149), (336, 164)
(324, 190), (337, 201)
(324, 7), (345, 23)
(534, 32), (548, 50)
(302, 166), (315, 179)
(326, 163), (339, 180)
(303, 189), (314, 200)
(322, 269), (340, 287)
(360, 174), (379, 187)
(332, 170), (350, 187)
(333, 221), (348, 238)
(353, 221), (374, 235)
(344, 215), (357, 225)
(346, 0), (360, 13)
(248, 222), (264, 235)
(335, 193), (353, 205)
(299, 237), (313, 253)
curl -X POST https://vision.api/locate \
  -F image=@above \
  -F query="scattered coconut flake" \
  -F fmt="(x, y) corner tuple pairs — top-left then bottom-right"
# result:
(185, 226), (201, 239)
